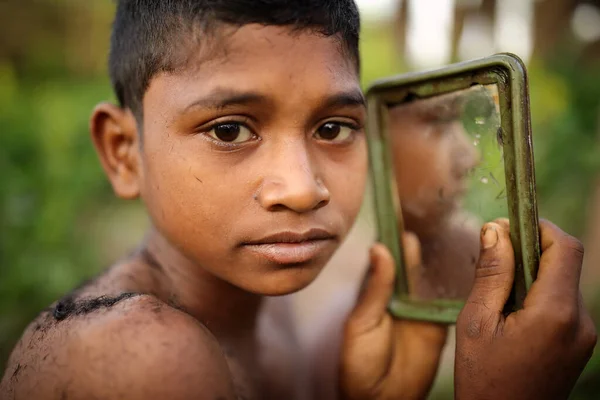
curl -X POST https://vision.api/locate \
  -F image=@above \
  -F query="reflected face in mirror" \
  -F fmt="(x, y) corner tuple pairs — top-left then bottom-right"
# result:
(386, 85), (503, 300)
(388, 92), (480, 233)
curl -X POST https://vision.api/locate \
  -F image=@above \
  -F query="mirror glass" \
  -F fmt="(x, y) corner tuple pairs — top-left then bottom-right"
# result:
(387, 84), (505, 301)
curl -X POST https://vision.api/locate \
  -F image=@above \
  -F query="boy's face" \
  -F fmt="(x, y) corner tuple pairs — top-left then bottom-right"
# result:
(388, 98), (479, 225)
(98, 25), (367, 295)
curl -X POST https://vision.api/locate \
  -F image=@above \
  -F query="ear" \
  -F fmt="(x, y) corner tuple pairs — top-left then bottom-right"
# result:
(90, 103), (141, 199)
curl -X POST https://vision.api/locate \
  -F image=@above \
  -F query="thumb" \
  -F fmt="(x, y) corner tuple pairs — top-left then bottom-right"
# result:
(349, 243), (396, 333)
(464, 220), (515, 316)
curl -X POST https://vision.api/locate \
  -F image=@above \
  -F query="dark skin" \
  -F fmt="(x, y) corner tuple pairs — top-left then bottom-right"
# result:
(1, 24), (596, 400)
(456, 219), (598, 399)
(0, 25), (442, 400)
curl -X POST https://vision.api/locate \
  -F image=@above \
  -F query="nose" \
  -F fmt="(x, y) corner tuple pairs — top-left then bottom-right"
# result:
(256, 141), (330, 213)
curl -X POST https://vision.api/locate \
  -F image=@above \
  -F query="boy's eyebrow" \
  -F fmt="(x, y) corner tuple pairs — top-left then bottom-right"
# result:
(182, 89), (268, 113)
(181, 88), (366, 115)
(320, 90), (366, 109)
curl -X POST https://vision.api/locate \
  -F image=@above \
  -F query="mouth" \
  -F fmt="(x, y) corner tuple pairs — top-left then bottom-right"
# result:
(241, 228), (337, 265)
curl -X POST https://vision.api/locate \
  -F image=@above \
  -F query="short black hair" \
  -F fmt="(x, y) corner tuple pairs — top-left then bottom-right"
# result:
(109, 0), (361, 118)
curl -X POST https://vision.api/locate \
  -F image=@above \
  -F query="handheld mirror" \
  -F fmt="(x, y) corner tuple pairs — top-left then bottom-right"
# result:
(366, 53), (541, 324)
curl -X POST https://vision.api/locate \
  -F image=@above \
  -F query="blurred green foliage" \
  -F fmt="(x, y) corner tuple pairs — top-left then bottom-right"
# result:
(0, 0), (119, 368)
(0, 68), (116, 363)
(2, 3), (600, 398)
(531, 59), (600, 237)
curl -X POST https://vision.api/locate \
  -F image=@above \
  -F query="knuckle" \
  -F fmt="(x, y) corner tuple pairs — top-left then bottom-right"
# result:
(343, 314), (379, 338)
(457, 304), (497, 341)
(563, 235), (585, 261)
(463, 315), (483, 340)
(476, 256), (502, 275)
(549, 305), (579, 334)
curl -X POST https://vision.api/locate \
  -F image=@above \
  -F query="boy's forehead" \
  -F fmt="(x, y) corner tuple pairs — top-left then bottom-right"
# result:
(194, 24), (356, 72)
(145, 24), (360, 111)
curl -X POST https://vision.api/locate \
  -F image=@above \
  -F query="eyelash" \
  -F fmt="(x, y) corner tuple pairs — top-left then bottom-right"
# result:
(314, 121), (362, 142)
(328, 121), (362, 131)
(197, 117), (258, 148)
(197, 118), (363, 149)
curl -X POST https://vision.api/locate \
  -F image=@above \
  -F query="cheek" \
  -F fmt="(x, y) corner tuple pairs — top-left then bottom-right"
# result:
(324, 146), (368, 228)
(140, 140), (251, 248)
(392, 135), (442, 197)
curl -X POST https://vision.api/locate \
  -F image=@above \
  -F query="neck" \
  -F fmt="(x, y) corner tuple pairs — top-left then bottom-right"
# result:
(137, 227), (263, 340)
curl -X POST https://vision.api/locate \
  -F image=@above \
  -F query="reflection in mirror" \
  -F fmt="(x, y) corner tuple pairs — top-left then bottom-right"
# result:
(387, 84), (505, 301)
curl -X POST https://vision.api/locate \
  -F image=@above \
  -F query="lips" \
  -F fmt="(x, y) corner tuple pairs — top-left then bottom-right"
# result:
(242, 228), (337, 264)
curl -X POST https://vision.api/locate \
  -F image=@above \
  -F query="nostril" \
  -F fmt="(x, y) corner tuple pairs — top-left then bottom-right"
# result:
(314, 198), (329, 210)
(267, 203), (288, 212)
(257, 171), (330, 213)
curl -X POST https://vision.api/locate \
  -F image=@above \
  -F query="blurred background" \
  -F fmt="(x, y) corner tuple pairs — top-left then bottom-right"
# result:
(1, 0), (600, 397)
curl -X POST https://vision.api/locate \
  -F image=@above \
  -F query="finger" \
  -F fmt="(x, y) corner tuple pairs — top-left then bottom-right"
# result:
(393, 319), (448, 351)
(403, 231), (423, 271)
(403, 231), (423, 294)
(525, 219), (584, 308)
(348, 243), (396, 333)
(390, 320), (447, 398)
(464, 222), (515, 314)
(493, 217), (510, 231)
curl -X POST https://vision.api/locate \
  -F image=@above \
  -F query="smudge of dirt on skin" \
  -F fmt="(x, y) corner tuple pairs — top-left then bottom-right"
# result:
(11, 363), (23, 380)
(53, 293), (141, 321)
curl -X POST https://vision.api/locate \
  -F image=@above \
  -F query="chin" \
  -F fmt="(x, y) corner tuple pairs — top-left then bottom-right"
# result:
(251, 260), (328, 297)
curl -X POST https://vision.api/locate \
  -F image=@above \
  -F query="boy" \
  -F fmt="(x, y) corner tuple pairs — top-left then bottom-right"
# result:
(1, 1), (596, 399)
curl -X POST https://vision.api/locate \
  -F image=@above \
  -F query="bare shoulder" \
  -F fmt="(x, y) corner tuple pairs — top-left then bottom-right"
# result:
(1, 294), (236, 400)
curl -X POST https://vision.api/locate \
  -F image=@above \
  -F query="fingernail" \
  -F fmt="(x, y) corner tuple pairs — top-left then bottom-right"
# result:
(482, 224), (498, 249)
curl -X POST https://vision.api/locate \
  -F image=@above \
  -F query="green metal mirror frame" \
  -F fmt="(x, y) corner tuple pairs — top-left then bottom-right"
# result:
(366, 53), (541, 324)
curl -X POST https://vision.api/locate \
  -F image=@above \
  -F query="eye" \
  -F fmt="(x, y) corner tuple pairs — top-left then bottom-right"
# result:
(315, 122), (356, 142)
(206, 123), (254, 143)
